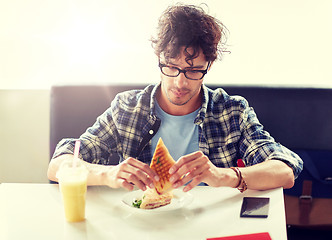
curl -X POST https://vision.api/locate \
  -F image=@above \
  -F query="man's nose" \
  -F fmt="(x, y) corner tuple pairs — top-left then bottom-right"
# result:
(174, 72), (188, 88)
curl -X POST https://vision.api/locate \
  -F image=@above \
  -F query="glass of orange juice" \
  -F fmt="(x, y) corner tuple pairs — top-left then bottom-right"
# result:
(57, 160), (88, 222)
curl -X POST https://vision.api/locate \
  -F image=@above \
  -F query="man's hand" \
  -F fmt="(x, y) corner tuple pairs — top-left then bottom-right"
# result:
(106, 157), (160, 191)
(168, 151), (237, 192)
(168, 151), (296, 192)
(48, 155), (160, 192)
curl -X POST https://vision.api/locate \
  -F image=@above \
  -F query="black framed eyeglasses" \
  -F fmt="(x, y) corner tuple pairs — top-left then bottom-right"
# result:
(159, 61), (211, 80)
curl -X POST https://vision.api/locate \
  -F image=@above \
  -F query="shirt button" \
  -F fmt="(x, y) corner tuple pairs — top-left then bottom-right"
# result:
(149, 130), (154, 135)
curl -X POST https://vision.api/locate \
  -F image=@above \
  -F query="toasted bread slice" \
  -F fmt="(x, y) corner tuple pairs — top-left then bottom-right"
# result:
(140, 188), (173, 209)
(150, 138), (176, 194)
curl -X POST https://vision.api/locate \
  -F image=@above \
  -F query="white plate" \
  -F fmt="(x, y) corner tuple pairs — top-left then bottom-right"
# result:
(122, 189), (194, 213)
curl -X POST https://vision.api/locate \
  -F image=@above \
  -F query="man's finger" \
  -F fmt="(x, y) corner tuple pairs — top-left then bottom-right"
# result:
(125, 157), (159, 181)
(170, 151), (205, 174)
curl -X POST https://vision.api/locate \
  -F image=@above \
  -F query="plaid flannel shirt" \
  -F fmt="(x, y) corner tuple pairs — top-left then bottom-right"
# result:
(53, 84), (303, 178)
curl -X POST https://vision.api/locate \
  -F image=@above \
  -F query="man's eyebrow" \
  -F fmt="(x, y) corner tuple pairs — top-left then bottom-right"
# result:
(167, 61), (205, 69)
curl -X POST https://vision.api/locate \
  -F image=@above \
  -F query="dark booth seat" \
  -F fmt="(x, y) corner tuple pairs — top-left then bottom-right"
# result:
(50, 85), (145, 164)
(50, 84), (332, 162)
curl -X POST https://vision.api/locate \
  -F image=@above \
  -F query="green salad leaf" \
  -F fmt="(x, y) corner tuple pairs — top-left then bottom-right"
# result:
(132, 199), (142, 208)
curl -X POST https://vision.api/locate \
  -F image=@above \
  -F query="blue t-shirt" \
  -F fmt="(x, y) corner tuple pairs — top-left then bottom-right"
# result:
(151, 101), (200, 161)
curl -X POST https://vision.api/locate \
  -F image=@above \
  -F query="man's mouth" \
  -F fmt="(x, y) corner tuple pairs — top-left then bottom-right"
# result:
(171, 89), (189, 98)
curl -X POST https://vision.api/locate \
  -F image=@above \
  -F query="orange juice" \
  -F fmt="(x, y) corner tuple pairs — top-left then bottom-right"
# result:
(57, 160), (88, 222)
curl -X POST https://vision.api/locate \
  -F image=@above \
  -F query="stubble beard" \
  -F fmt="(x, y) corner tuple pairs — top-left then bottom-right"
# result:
(165, 86), (199, 106)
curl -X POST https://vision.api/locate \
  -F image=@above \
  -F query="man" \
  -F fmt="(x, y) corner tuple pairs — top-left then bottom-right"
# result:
(48, 4), (303, 193)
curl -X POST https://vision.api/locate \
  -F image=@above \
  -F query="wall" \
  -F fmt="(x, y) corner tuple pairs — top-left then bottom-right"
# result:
(1, 0), (331, 89)
(0, 90), (50, 183)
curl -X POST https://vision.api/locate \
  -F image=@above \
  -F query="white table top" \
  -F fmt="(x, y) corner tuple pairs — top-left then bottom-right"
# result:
(0, 183), (287, 240)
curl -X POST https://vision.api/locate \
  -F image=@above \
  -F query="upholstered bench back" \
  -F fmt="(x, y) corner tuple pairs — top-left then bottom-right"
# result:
(50, 85), (332, 164)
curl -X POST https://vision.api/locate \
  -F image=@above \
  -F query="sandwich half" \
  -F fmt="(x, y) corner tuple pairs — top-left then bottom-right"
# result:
(140, 188), (173, 209)
(150, 138), (176, 194)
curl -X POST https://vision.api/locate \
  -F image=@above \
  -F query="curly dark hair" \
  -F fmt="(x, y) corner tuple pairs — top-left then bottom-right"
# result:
(151, 4), (229, 66)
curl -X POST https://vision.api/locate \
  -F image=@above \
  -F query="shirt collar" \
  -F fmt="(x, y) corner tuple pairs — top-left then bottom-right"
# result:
(149, 83), (161, 116)
(195, 84), (209, 125)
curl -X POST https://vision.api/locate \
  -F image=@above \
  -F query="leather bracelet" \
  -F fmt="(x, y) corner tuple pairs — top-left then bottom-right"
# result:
(230, 167), (242, 188)
(230, 167), (248, 193)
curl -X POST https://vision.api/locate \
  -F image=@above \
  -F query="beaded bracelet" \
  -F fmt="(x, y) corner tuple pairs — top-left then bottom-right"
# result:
(230, 167), (248, 193)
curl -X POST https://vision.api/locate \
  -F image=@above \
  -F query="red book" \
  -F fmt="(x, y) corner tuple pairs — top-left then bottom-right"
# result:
(207, 232), (272, 240)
